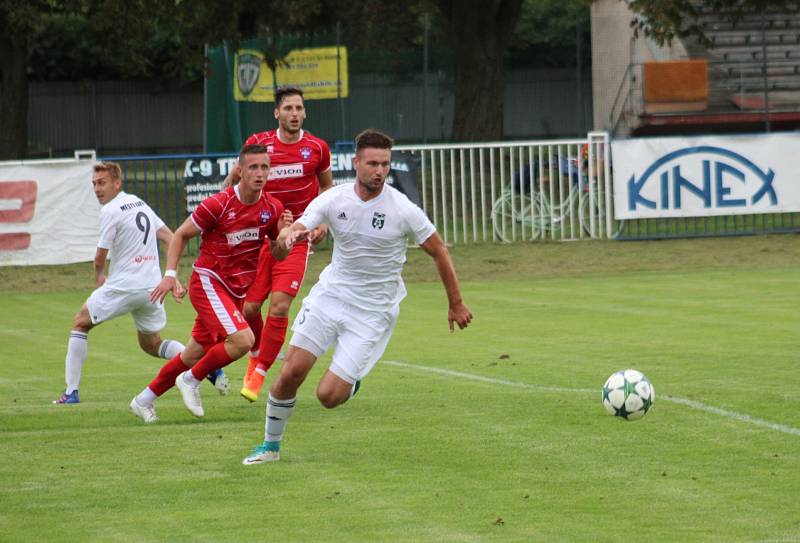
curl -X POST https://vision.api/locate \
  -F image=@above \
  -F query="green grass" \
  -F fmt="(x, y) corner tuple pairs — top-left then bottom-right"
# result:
(1, 235), (799, 542)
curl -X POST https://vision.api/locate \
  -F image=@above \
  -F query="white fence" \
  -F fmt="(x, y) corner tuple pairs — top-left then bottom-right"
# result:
(396, 132), (613, 244)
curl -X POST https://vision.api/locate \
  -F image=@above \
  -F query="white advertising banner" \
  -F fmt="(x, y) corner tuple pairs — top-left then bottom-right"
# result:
(612, 133), (800, 219)
(0, 159), (99, 266)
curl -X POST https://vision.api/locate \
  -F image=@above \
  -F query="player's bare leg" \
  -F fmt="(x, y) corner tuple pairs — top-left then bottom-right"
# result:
(136, 330), (184, 360)
(316, 370), (359, 409)
(242, 344), (316, 464)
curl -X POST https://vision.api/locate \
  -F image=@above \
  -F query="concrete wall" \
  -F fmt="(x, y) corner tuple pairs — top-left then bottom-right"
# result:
(590, 0), (688, 133)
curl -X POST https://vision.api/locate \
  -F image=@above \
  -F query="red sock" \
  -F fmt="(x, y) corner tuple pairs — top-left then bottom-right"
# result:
(246, 312), (264, 352)
(148, 354), (190, 396)
(256, 315), (288, 372)
(190, 342), (235, 381)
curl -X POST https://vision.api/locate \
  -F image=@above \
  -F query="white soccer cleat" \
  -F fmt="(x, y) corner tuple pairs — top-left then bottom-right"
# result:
(129, 397), (159, 424)
(242, 442), (281, 465)
(213, 372), (230, 396)
(176, 371), (204, 417)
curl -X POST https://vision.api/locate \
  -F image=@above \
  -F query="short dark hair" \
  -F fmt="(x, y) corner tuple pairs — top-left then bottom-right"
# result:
(239, 144), (270, 163)
(275, 87), (304, 107)
(355, 129), (394, 154)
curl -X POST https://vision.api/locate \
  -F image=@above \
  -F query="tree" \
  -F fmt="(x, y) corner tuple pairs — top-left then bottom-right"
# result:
(0, 1), (41, 160)
(0, 0), (325, 159)
(432, 0), (524, 141)
(626, 0), (799, 46)
(1, 0), (588, 157)
(508, 0), (591, 68)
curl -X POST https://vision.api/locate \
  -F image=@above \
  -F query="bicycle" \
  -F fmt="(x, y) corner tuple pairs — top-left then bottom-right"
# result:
(491, 161), (622, 241)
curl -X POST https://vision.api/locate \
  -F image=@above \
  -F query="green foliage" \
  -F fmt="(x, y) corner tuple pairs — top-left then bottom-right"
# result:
(16, 0), (331, 82)
(14, 0), (594, 81)
(627, 0), (800, 46)
(508, 0), (592, 67)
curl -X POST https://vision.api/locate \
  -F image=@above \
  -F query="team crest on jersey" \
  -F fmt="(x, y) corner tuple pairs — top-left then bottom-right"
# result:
(372, 212), (385, 229)
(300, 146), (312, 160)
(260, 210), (272, 223)
(266, 145), (274, 153)
(228, 211), (236, 219)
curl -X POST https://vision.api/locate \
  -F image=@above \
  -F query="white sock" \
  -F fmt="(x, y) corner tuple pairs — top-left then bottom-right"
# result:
(135, 387), (158, 407)
(65, 331), (88, 393)
(265, 394), (296, 443)
(158, 339), (185, 359)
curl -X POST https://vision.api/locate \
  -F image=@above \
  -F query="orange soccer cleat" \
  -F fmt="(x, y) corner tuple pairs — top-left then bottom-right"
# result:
(240, 360), (266, 403)
(243, 354), (258, 384)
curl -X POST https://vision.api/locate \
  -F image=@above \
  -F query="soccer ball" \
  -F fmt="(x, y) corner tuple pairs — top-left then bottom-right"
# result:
(602, 369), (654, 421)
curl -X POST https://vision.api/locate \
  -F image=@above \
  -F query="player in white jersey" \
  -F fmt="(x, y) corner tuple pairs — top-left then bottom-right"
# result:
(53, 162), (199, 404)
(242, 129), (473, 464)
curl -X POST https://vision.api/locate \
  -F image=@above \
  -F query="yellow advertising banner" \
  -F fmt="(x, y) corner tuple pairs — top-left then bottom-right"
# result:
(233, 46), (348, 102)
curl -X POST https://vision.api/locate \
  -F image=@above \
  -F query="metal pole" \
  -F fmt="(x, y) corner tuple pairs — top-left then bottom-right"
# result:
(576, 11), (584, 133)
(203, 43), (208, 153)
(761, 10), (771, 132)
(336, 21), (346, 142)
(423, 13), (430, 144)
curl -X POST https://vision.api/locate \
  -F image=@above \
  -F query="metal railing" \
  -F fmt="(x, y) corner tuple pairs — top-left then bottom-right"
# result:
(102, 132), (800, 245)
(103, 134), (617, 248)
(396, 132), (615, 244)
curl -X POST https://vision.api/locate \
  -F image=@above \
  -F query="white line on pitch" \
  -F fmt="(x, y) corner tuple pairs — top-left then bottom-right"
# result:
(383, 360), (800, 437)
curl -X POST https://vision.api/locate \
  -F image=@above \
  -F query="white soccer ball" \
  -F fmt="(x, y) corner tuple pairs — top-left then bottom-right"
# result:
(602, 369), (654, 421)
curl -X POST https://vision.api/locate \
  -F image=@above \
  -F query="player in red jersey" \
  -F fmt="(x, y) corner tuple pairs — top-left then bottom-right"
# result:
(129, 144), (300, 423)
(225, 86), (333, 403)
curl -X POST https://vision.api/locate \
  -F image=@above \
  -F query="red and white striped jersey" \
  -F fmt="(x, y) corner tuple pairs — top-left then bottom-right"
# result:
(190, 185), (284, 298)
(244, 129), (332, 219)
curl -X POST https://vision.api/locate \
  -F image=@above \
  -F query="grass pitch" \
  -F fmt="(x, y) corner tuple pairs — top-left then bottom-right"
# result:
(1, 235), (798, 542)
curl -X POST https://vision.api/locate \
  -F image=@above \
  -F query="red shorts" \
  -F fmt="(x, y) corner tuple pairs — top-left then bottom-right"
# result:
(189, 272), (249, 349)
(245, 240), (312, 304)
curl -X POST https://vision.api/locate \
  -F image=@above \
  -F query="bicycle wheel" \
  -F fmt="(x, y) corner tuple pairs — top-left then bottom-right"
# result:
(579, 191), (623, 239)
(491, 190), (546, 242)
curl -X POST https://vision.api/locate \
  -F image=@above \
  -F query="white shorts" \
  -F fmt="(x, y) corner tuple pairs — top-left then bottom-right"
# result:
(86, 285), (166, 334)
(289, 292), (400, 384)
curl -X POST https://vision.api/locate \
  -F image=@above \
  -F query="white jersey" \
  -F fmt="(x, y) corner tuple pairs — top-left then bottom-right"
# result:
(298, 183), (436, 312)
(98, 191), (165, 291)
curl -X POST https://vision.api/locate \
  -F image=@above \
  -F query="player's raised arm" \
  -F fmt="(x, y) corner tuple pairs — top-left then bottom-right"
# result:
(419, 232), (473, 332)
(150, 217), (200, 304)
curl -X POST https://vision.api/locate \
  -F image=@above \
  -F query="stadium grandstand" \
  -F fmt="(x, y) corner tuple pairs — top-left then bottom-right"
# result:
(593, 0), (800, 137)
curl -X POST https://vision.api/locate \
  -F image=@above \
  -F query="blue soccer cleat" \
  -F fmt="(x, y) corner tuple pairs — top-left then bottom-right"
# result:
(207, 369), (230, 396)
(53, 390), (80, 404)
(242, 441), (281, 465)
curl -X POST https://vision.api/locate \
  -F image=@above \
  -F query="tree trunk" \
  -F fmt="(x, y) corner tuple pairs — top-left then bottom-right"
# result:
(437, 0), (524, 142)
(0, 32), (29, 160)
